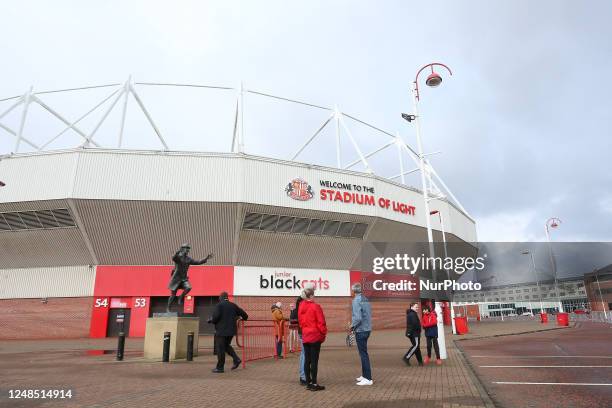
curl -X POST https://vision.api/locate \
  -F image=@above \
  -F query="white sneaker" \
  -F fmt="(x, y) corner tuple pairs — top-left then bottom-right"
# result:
(356, 376), (365, 382)
(356, 378), (373, 386)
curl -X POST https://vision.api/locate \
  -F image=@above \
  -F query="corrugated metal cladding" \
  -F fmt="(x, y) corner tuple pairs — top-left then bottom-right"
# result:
(237, 230), (363, 270)
(1, 149), (475, 242)
(0, 228), (93, 269)
(0, 199), (73, 213)
(73, 199), (238, 265)
(0, 152), (77, 202)
(0, 265), (95, 299)
(73, 151), (243, 202)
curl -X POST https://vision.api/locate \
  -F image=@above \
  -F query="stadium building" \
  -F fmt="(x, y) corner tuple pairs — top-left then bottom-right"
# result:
(0, 81), (476, 339)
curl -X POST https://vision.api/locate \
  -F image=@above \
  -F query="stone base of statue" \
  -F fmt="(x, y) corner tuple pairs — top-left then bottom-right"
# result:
(144, 316), (200, 360)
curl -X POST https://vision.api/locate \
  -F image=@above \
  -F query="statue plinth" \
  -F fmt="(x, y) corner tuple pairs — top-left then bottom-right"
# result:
(144, 316), (200, 360)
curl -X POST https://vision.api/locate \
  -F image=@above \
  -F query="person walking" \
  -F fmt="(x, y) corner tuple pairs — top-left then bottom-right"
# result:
(272, 302), (286, 359)
(350, 283), (373, 386)
(298, 286), (327, 391)
(403, 302), (423, 366)
(210, 291), (248, 373)
(422, 305), (441, 365)
(291, 296), (307, 385)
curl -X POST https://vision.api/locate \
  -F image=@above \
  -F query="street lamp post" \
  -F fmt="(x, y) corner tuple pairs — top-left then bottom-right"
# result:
(405, 62), (453, 359)
(594, 272), (608, 320)
(545, 217), (563, 313)
(522, 250), (544, 313)
(431, 209), (457, 335)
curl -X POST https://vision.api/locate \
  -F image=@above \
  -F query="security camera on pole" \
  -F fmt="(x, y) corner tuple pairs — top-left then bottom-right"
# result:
(402, 62), (453, 359)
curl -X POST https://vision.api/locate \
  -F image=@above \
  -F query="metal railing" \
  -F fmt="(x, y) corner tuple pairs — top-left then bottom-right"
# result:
(236, 319), (300, 367)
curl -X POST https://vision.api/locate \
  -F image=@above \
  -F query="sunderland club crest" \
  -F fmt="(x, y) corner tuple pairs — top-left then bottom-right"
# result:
(285, 178), (314, 201)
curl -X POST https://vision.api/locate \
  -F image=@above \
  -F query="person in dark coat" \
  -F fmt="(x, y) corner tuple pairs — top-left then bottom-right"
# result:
(403, 302), (423, 366)
(167, 243), (213, 312)
(210, 291), (248, 373)
(290, 296), (307, 385)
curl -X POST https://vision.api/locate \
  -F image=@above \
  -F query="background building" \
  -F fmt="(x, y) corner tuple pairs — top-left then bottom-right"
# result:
(584, 265), (612, 313)
(453, 277), (588, 318)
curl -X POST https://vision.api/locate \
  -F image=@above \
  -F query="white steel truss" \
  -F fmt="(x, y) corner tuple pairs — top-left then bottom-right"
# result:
(0, 77), (471, 219)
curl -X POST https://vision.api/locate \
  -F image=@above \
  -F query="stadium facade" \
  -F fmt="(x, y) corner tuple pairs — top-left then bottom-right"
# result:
(0, 148), (476, 339)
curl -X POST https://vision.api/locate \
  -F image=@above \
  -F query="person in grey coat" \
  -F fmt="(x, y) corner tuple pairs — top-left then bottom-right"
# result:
(350, 283), (373, 385)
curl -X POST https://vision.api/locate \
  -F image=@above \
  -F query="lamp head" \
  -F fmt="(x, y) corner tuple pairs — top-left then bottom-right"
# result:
(425, 72), (443, 87)
(430, 210), (439, 215)
(401, 113), (416, 122)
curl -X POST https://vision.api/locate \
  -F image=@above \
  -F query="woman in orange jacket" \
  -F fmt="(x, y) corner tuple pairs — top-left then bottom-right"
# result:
(272, 302), (286, 358)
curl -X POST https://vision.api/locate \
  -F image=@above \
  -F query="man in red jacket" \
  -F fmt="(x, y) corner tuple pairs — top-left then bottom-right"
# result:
(298, 286), (328, 391)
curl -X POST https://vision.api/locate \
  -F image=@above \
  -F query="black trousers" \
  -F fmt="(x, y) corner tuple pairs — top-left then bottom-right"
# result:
(303, 342), (322, 384)
(426, 336), (440, 359)
(404, 334), (423, 364)
(215, 335), (240, 370)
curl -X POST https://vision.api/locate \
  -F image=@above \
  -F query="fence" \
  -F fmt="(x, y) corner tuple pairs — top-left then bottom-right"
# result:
(236, 319), (301, 367)
(569, 311), (612, 324)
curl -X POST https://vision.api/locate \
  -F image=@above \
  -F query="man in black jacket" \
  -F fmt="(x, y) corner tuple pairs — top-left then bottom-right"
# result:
(210, 291), (248, 373)
(403, 302), (423, 366)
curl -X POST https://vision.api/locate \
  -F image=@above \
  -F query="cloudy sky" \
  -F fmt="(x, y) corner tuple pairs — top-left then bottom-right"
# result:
(1, 1), (610, 242)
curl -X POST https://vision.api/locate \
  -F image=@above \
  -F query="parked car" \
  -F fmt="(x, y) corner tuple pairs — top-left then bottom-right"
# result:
(521, 312), (534, 316)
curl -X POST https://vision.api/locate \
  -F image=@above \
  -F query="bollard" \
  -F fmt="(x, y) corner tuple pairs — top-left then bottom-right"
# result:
(186, 331), (194, 361)
(116, 331), (125, 361)
(162, 331), (171, 362)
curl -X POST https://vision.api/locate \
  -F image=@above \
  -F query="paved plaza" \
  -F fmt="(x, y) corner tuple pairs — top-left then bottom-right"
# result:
(0, 320), (580, 408)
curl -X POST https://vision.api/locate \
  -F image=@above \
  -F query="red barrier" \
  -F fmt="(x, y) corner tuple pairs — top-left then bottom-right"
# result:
(454, 317), (469, 334)
(236, 319), (300, 367)
(556, 312), (569, 326)
(442, 302), (452, 326)
(540, 312), (548, 324)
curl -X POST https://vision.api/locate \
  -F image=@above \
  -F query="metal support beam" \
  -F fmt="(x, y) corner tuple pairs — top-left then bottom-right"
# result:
(0, 96), (23, 121)
(118, 77), (130, 148)
(396, 133), (405, 184)
(390, 167), (420, 180)
(344, 139), (395, 169)
(32, 95), (101, 148)
(231, 98), (239, 153)
(339, 116), (372, 173)
(427, 161), (472, 219)
(335, 107), (341, 168)
(129, 83), (169, 151)
(15, 87), (33, 152)
(83, 89), (125, 147)
(290, 114), (334, 161)
(0, 122), (40, 150)
(39, 88), (120, 150)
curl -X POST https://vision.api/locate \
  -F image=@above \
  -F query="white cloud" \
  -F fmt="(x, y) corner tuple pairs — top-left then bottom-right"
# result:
(476, 209), (539, 242)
